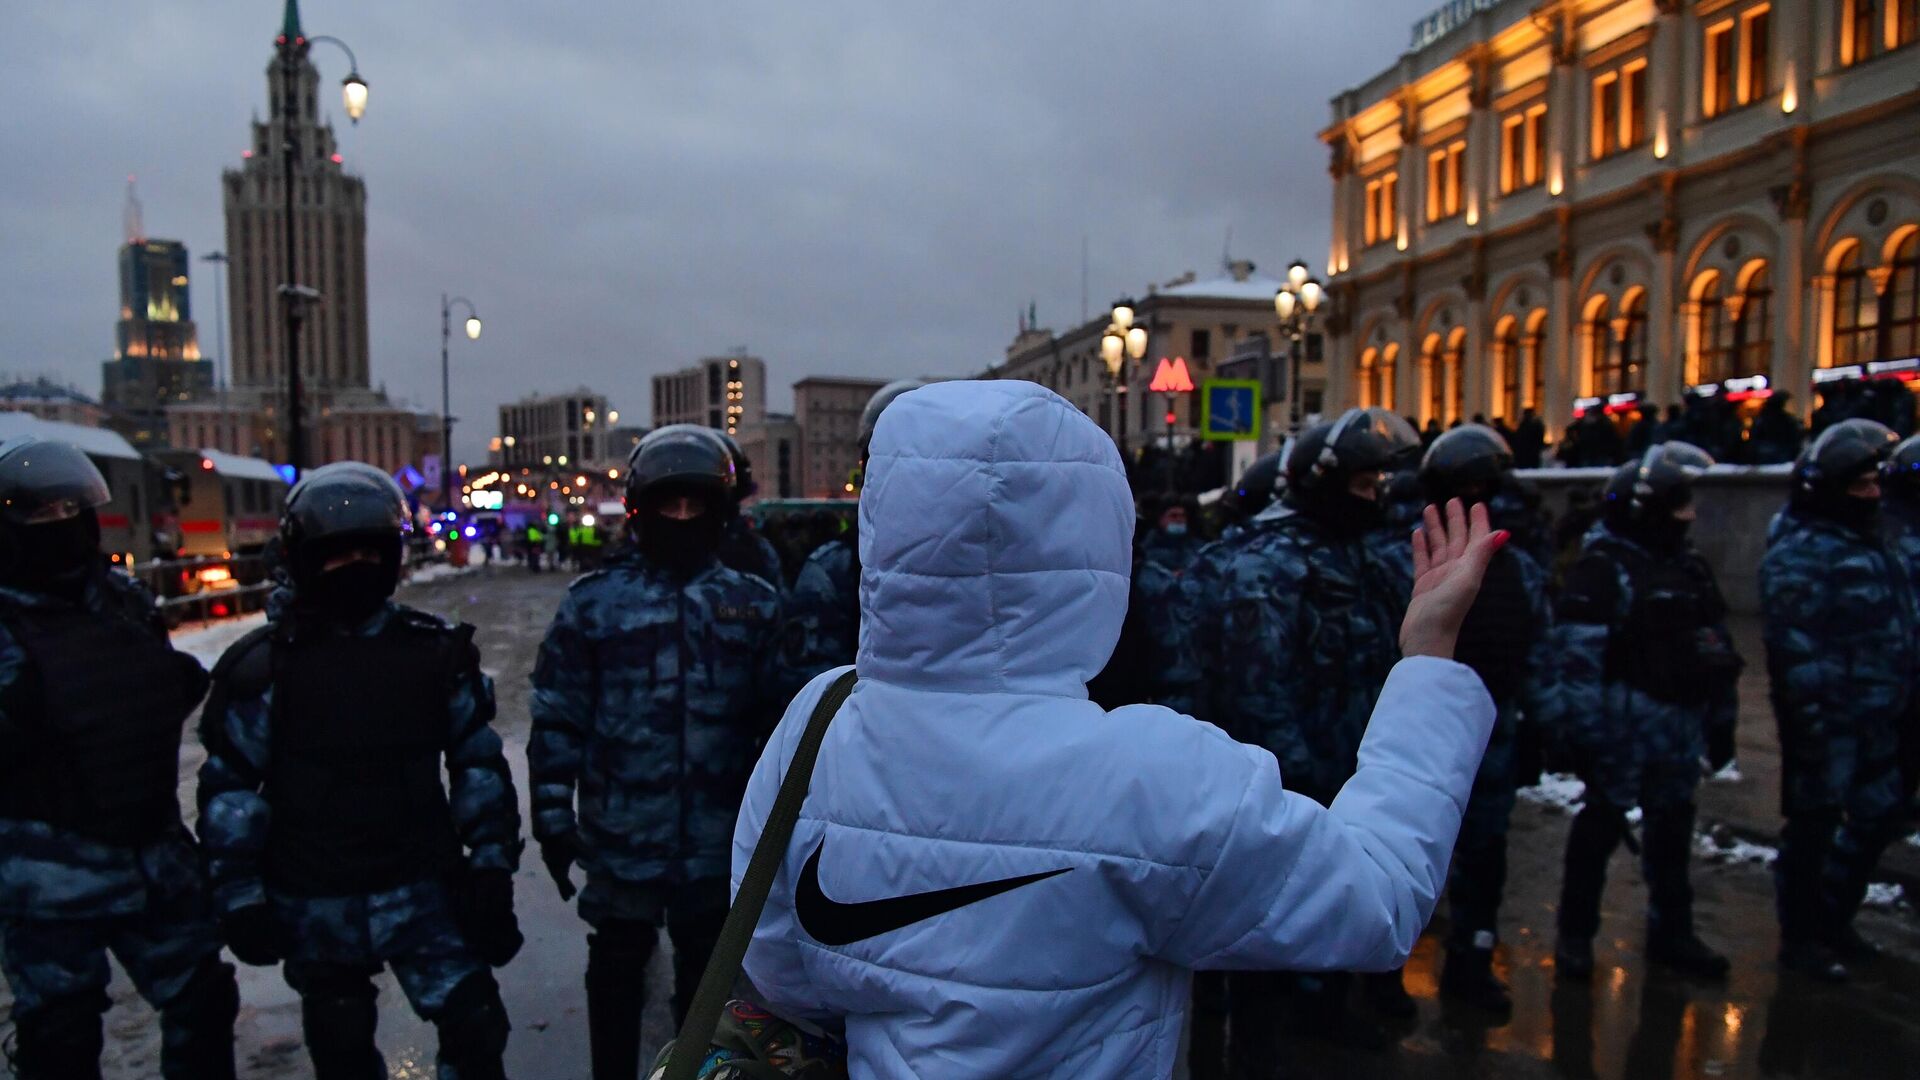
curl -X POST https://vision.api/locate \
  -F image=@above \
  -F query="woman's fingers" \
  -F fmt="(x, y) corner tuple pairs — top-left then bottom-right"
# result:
(1411, 527), (1430, 579)
(1422, 504), (1446, 567)
(1446, 498), (1470, 562)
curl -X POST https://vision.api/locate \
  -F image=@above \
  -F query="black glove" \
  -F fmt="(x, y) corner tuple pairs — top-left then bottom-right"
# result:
(457, 868), (524, 968)
(222, 904), (284, 967)
(1706, 723), (1736, 773)
(541, 834), (582, 902)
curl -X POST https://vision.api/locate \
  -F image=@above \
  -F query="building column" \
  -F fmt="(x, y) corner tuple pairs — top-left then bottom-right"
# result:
(1649, 194), (1682, 403)
(1546, 240), (1576, 445)
(1463, 239), (1491, 419)
(1776, 131), (1813, 417)
(1651, 0), (1683, 161)
(1545, 12), (1576, 200)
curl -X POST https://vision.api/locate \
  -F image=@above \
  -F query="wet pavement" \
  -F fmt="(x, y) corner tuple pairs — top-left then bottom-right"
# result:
(10, 562), (1920, 1078)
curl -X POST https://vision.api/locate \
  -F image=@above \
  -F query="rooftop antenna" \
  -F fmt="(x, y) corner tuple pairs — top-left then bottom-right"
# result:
(123, 175), (144, 244)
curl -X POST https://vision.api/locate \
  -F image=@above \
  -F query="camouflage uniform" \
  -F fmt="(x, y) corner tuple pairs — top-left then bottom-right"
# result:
(0, 572), (236, 1079)
(197, 602), (518, 1079)
(780, 536), (859, 685)
(1880, 496), (1920, 797)
(1761, 508), (1917, 947)
(1554, 523), (1740, 946)
(1198, 504), (1412, 805)
(528, 544), (782, 1019)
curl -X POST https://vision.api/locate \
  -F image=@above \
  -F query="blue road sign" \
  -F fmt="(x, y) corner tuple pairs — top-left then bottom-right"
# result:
(1201, 379), (1261, 441)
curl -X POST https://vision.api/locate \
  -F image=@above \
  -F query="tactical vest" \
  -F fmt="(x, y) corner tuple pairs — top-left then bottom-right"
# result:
(1600, 539), (1729, 705)
(1452, 548), (1532, 705)
(0, 598), (208, 847)
(263, 618), (466, 896)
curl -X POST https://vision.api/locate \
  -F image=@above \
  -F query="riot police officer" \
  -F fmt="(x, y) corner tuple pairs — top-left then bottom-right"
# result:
(1198, 407), (1422, 1048)
(1218, 449), (1283, 543)
(198, 462), (522, 1079)
(1554, 442), (1735, 982)
(1762, 419), (1915, 981)
(1881, 434), (1920, 801)
(530, 426), (783, 1079)
(714, 429), (786, 588)
(1419, 426), (1555, 1015)
(781, 378), (925, 682)
(0, 438), (236, 1079)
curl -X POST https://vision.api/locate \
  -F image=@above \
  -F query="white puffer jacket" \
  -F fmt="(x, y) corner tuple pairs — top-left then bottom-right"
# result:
(734, 380), (1493, 1078)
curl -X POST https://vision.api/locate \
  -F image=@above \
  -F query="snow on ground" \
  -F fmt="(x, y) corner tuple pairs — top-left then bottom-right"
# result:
(1865, 882), (1908, 910)
(171, 611), (268, 668)
(1517, 772), (1586, 814)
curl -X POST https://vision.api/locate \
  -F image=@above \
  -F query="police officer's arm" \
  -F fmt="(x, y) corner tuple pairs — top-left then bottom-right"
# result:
(445, 634), (522, 871)
(778, 549), (855, 687)
(1154, 550), (1213, 719)
(1758, 547), (1848, 737)
(1518, 552), (1560, 729)
(0, 623), (28, 745)
(528, 590), (593, 843)
(195, 636), (276, 914)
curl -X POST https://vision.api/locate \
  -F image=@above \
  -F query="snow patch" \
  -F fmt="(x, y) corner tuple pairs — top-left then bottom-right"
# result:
(1518, 773), (1586, 815)
(1694, 831), (1778, 866)
(1705, 762), (1744, 784)
(170, 611), (268, 669)
(1864, 882), (1906, 910)
(404, 560), (479, 585)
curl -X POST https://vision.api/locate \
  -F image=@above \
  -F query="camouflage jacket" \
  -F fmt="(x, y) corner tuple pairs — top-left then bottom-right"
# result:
(1196, 506), (1413, 804)
(1882, 499), (1920, 605)
(529, 546), (783, 886)
(197, 602), (517, 914)
(0, 571), (207, 920)
(1761, 509), (1918, 752)
(1555, 526), (1738, 809)
(779, 538), (858, 686)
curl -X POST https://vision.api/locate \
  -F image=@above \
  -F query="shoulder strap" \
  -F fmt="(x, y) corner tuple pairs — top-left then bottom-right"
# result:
(665, 668), (858, 1080)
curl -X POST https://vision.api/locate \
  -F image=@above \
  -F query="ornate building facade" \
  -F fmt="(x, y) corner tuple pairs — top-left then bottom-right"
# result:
(1321, 0), (1920, 438)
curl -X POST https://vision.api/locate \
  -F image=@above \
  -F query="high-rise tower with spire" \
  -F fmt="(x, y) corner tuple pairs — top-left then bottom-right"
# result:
(221, 0), (371, 395)
(100, 178), (212, 447)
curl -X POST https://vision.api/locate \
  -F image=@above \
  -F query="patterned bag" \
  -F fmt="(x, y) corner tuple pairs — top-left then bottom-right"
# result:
(654, 671), (857, 1080)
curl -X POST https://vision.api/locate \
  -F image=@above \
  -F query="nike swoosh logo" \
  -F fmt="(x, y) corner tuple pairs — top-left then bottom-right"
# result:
(795, 837), (1072, 946)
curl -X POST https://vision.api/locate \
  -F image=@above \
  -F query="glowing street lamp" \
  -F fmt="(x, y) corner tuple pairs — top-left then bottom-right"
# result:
(1274, 259), (1326, 433)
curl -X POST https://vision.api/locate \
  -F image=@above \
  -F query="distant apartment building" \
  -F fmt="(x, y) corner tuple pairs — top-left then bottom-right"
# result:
(794, 376), (888, 498)
(494, 389), (619, 468)
(651, 353), (768, 437)
(738, 412), (801, 500)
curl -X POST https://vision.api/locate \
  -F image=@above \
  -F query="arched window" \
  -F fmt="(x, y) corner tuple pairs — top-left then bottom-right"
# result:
(1695, 271), (1734, 384)
(1585, 296), (1615, 396)
(1890, 232), (1920, 360)
(1833, 243), (1878, 367)
(1525, 309), (1547, 411)
(1422, 334), (1445, 424)
(1359, 348), (1380, 408)
(1494, 317), (1522, 421)
(1445, 327), (1466, 424)
(1379, 344), (1399, 411)
(1617, 289), (1648, 395)
(1736, 263), (1774, 377)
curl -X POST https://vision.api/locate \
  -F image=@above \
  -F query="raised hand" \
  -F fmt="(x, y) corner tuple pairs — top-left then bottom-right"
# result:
(1400, 498), (1509, 660)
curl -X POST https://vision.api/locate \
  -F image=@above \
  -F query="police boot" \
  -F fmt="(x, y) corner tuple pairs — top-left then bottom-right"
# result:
(1556, 801), (1622, 982)
(1362, 969), (1417, 1020)
(1825, 922), (1884, 962)
(587, 924), (655, 1080)
(301, 991), (386, 1079)
(1778, 940), (1850, 983)
(12, 992), (106, 1080)
(159, 957), (239, 1080)
(435, 972), (510, 1080)
(1646, 932), (1730, 981)
(1642, 804), (1727, 981)
(1440, 947), (1512, 1018)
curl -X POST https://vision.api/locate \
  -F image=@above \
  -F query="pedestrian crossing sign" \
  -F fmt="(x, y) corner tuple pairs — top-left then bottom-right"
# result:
(1201, 380), (1261, 441)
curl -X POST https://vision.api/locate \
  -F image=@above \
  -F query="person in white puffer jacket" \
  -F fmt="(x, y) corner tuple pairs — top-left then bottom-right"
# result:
(733, 379), (1503, 1078)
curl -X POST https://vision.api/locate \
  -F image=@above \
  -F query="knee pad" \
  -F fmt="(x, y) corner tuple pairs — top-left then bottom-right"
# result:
(436, 972), (510, 1074)
(13, 991), (107, 1080)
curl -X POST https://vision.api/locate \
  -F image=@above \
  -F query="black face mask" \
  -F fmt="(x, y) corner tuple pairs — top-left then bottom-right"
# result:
(1628, 514), (1692, 554)
(309, 560), (393, 625)
(1295, 485), (1384, 537)
(5, 514), (99, 599)
(640, 513), (725, 578)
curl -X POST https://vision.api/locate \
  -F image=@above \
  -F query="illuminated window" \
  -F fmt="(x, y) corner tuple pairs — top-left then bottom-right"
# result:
(1832, 245), (1878, 367)
(1743, 6), (1773, 103)
(1899, 0), (1920, 49)
(1426, 141), (1465, 223)
(1494, 320), (1522, 420)
(1843, 0), (1875, 65)
(1888, 233), (1920, 360)
(1364, 171), (1398, 246)
(1592, 71), (1620, 159)
(1705, 20), (1737, 117)
(1624, 63), (1648, 148)
(1502, 104), (1547, 192)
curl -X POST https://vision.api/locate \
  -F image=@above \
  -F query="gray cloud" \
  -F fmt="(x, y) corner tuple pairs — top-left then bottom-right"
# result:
(3, 0), (1435, 459)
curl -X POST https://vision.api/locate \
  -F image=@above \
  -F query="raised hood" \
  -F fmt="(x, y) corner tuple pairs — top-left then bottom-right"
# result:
(856, 380), (1133, 696)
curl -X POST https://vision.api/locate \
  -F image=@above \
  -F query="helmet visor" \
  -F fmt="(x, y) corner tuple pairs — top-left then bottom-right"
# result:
(0, 440), (112, 525)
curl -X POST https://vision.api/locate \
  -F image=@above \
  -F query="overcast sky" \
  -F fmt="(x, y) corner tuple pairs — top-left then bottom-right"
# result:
(5, 0), (1438, 460)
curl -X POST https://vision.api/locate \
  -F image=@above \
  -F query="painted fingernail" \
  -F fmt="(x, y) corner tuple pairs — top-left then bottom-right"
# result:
(1491, 530), (1511, 548)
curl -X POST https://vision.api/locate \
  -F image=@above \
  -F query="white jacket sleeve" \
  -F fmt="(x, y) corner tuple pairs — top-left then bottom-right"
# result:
(1159, 656), (1495, 972)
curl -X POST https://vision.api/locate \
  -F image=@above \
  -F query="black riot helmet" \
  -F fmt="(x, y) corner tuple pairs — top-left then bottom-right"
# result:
(624, 425), (736, 515)
(1603, 441), (1715, 525)
(280, 462), (409, 610)
(1232, 450), (1285, 518)
(0, 437), (110, 594)
(1285, 407), (1422, 496)
(1419, 424), (1514, 506)
(1796, 417), (1898, 496)
(713, 430), (757, 502)
(1883, 434), (1920, 502)
(858, 380), (929, 456)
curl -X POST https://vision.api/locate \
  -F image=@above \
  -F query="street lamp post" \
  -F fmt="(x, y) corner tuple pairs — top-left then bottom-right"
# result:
(440, 295), (482, 509)
(1101, 299), (1148, 462)
(1274, 259), (1325, 434)
(275, 11), (365, 478)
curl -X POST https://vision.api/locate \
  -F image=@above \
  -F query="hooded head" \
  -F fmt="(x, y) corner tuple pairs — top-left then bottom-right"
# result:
(858, 381), (1132, 696)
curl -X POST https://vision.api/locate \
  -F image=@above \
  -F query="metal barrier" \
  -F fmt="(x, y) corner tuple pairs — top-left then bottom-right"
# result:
(135, 553), (277, 628)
